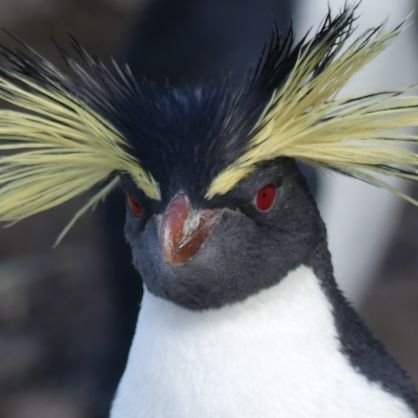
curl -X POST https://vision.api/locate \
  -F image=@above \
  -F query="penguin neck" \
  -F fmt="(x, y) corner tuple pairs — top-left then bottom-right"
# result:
(139, 261), (333, 332)
(136, 236), (336, 333)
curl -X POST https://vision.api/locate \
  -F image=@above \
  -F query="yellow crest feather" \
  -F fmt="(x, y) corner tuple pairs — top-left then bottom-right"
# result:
(206, 20), (418, 204)
(0, 46), (161, 238)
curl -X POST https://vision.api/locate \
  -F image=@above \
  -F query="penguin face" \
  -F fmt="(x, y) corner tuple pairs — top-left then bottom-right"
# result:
(124, 159), (323, 310)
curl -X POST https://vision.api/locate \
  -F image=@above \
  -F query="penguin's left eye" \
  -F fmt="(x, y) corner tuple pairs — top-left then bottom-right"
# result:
(127, 195), (143, 218)
(254, 184), (276, 212)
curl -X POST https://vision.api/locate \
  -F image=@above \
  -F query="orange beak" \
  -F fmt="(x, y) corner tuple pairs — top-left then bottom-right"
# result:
(159, 192), (222, 266)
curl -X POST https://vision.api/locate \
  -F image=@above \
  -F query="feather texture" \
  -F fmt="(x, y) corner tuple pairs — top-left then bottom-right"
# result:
(0, 38), (160, 232)
(207, 12), (418, 204)
(0, 5), (418, 241)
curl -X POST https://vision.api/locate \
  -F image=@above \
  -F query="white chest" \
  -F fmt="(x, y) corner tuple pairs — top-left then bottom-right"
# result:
(111, 266), (414, 418)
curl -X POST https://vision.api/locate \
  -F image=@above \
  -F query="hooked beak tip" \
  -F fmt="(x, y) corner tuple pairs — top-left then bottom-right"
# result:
(159, 193), (221, 266)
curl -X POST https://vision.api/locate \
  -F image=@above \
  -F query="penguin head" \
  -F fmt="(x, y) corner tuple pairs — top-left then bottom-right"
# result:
(124, 158), (323, 309)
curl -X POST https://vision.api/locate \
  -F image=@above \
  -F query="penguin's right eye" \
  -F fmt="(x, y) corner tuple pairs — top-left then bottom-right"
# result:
(254, 184), (276, 212)
(127, 195), (143, 218)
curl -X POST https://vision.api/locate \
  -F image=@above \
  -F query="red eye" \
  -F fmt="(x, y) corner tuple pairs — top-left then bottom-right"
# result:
(127, 195), (143, 217)
(255, 184), (276, 212)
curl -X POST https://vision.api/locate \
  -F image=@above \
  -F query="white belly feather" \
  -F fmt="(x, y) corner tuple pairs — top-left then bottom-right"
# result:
(111, 266), (414, 418)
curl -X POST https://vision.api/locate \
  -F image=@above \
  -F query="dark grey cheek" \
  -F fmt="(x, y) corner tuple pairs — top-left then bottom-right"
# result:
(124, 212), (247, 306)
(130, 219), (166, 292)
(124, 212), (162, 287)
(124, 210), (143, 244)
(124, 202), (313, 310)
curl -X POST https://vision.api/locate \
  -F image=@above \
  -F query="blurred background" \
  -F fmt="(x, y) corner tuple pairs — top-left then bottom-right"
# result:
(0, 0), (417, 417)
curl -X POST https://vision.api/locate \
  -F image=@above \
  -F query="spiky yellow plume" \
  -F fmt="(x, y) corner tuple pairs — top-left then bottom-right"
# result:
(206, 20), (418, 203)
(0, 47), (161, 233)
(1, 6), (418, 243)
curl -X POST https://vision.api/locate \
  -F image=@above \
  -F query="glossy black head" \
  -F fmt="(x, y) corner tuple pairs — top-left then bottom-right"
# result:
(124, 158), (327, 310)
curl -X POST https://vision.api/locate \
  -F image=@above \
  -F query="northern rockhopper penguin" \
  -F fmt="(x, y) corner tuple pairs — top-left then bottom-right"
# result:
(0, 5), (417, 418)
